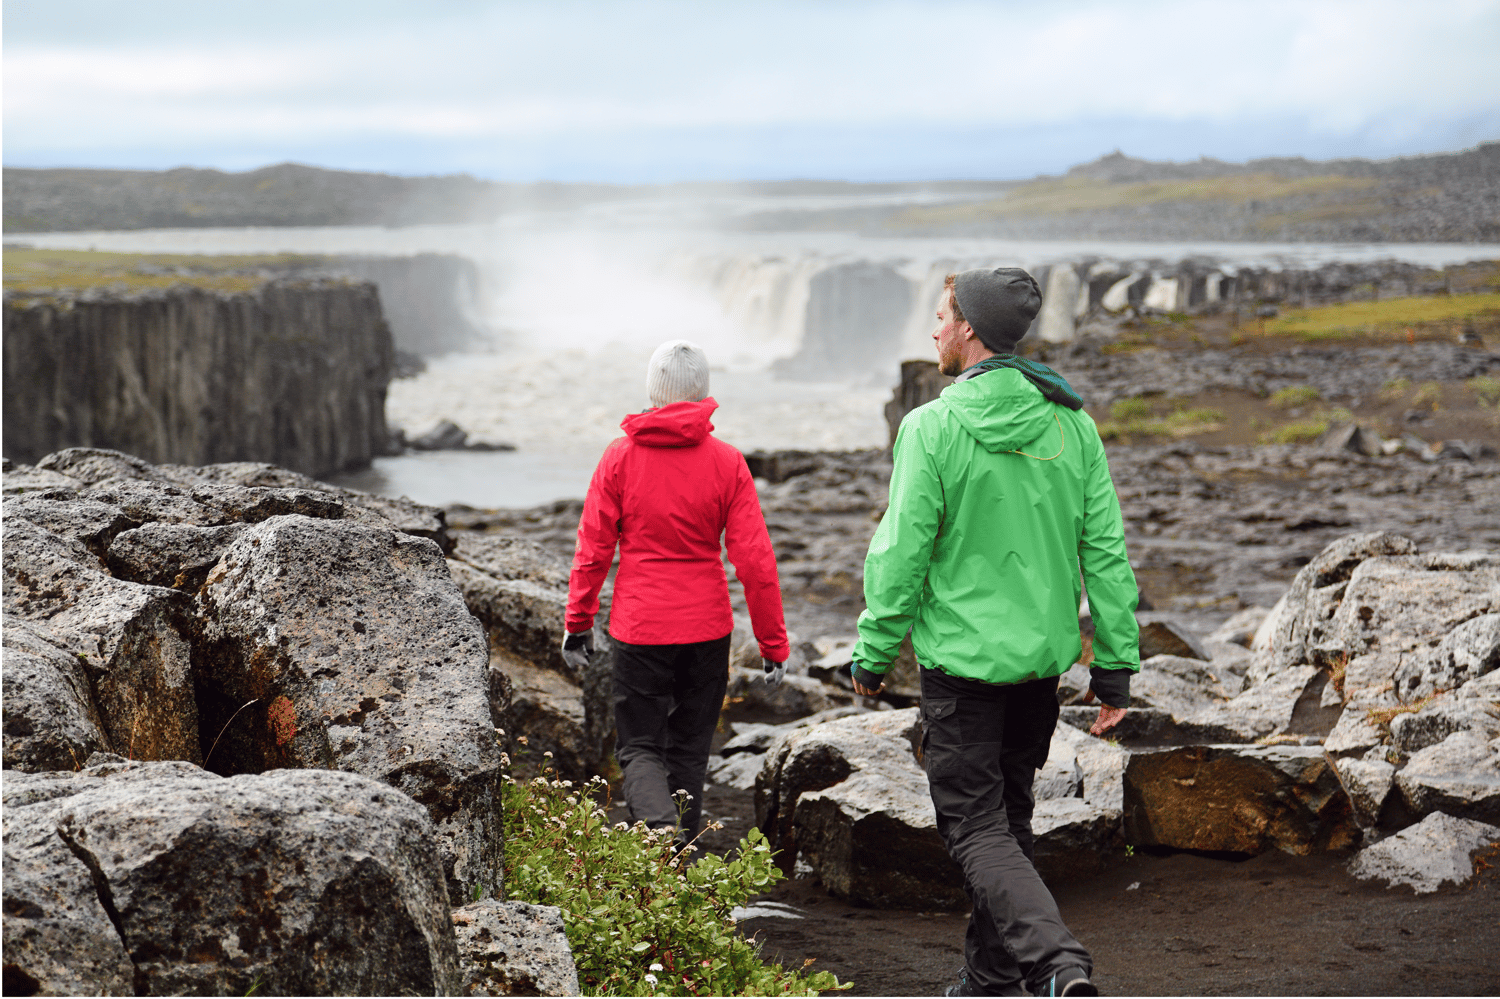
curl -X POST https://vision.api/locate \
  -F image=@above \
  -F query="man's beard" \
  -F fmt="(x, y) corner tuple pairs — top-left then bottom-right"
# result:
(937, 349), (963, 377)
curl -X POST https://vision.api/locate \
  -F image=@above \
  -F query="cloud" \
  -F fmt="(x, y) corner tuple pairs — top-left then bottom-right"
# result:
(4, 0), (1497, 178)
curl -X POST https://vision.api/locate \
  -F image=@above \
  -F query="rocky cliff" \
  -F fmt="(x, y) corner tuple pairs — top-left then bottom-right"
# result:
(3, 279), (393, 478)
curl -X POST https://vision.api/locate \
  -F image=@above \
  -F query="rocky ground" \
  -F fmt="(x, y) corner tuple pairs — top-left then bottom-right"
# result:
(451, 324), (1500, 998)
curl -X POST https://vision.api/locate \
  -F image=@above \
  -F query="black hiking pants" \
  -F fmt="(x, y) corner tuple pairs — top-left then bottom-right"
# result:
(920, 666), (1093, 996)
(613, 633), (731, 839)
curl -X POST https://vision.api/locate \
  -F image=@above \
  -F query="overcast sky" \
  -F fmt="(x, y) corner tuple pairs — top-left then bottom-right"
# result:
(5, 0), (1498, 182)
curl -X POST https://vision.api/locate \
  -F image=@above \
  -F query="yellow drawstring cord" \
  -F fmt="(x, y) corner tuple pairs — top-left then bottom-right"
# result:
(1009, 413), (1065, 460)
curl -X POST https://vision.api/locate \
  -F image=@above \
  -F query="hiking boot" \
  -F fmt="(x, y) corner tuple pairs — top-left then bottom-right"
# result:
(944, 966), (1030, 997)
(1039, 967), (1096, 996)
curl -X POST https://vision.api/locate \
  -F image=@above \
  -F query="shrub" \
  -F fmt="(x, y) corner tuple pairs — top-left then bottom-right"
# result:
(1260, 419), (1329, 444)
(1412, 381), (1444, 409)
(1472, 375), (1500, 408)
(1268, 385), (1322, 409)
(1379, 377), (1412, 403)
(1109, 396), (1154, 421)
(502, 773), (846, 997)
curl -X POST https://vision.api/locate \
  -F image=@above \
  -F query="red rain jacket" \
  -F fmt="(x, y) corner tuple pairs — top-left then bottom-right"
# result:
(566, 397), (790, 662)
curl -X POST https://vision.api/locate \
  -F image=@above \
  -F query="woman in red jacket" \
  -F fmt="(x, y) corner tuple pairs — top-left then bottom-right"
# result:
(562, 340), (789, 844)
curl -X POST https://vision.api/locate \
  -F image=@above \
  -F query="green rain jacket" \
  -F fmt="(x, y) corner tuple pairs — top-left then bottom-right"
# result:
(852, 367), (1140, 684)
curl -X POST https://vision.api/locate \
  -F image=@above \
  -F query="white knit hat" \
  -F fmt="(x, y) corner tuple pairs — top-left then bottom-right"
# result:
(646, 339), (710, 407)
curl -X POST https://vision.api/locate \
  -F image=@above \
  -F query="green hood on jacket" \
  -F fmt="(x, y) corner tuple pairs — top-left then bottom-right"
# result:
(853, 368), (1139, 685)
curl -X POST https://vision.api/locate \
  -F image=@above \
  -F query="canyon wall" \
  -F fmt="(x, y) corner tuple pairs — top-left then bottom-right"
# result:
(2, 279), (393, 477)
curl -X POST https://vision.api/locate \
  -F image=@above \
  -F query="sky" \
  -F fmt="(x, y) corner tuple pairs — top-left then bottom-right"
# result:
(4, 0), (1499, 183)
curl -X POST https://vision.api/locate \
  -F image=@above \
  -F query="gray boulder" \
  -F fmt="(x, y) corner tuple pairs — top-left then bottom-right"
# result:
(1123, 744), (1358, 854)
(197, 514), (502, 903)
(1389, 698), (1500, 755)
(105, 520), (249, 589)
(451, 900), (580, 997)
(1348, 812), (1500, 893)
(3, 516), (200, 766)
(2, 622), (111, 772)
(3, 759), (458, 997)
(1392, 613), (1500, 702)
(1207, 605), (1272, 648)
(726, 666), (857, 718)
(448, 535), (613, 782)
(1332, 756), (1396, 827)
(1248, 531), (1418, 685)
(2, 768), (136, 998)
(1395, 730), (1500, 824)
(761, 710), (965, 910)
(1137, 616), (1212, 662)
(1181, 665), (1331, 743)
(3, 494), (137, 561)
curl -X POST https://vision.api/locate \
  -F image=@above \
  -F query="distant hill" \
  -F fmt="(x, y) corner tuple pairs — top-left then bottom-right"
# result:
(875, 143), (1500, 243)
(5, 144), (1498, 242)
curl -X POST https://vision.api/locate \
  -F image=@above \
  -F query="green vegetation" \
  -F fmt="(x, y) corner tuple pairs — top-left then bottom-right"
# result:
(1259, 420), (1329, 445)
(3, 247), (327, 294)
(503, 773), (845, 996)
(1378, 378), (1412, 403)
(1097, 396), (1226, 441)
(891, 173), (1376, 228)
(1264, 292), (1500, 341)
(1267, 385), (1322, 409)
(1412, 381), (1444, 409)
(1471, 375), (1500, 408)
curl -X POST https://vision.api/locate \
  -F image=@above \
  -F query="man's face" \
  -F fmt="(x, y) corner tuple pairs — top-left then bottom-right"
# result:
(933, 289), (971, 377)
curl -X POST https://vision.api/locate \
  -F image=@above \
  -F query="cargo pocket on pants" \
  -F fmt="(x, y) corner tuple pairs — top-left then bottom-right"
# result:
(921, 697), (962, 782)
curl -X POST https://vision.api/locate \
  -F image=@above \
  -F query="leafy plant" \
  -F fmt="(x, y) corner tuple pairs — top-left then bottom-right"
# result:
(1268, 385), (1322, 409)
(503, 773), (846, 996)
(1260, 420), (1329, 444)
(1472, 375), (1500, 408)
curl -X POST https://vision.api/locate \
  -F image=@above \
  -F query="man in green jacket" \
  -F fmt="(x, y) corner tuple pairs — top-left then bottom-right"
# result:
(851, 267), (1139, 997)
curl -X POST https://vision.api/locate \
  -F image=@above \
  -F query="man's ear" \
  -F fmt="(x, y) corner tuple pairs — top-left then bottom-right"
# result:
(961, 321), (978, 341)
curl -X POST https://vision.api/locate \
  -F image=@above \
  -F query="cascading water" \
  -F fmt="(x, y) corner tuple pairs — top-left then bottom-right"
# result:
(17, 218), (1497, 506)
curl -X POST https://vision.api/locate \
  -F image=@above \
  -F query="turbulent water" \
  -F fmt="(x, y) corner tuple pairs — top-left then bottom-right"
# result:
(18, 195), (1499, 507)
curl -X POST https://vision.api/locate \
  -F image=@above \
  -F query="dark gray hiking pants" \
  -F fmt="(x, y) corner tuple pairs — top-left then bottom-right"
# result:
(613, 633), (730, 838)
(920, 666), (1093, 995)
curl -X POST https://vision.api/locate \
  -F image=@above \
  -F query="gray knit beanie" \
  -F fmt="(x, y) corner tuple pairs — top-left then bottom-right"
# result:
(952, 267), (1043, 353)
(646, 339), (710, 407)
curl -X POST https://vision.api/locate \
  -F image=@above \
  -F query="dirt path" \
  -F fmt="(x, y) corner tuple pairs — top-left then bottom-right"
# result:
(693, 784), (1500, 997)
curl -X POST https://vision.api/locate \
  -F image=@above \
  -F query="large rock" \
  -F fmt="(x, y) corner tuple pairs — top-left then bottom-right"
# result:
(2, 768), (136, 998)
(1137, 617), (1212, 662)
(755, 710), (1123, 909)
(1123, 744), (1358, 854)
(451, 900), (580, 997)
(1332, 755), (1396, 827)
(448, 534), (613, 781)
(3, 278), (394, 479)
(1348, 812), (1500, 893)
(1, 622), (111, 772)
(1181, 665), (1333, 743)
(1392, 613), (1500, 702)
(1389, 697), (1500, 755)
(2, 759), (458, 997)
(1248, 531), (1418, 685)
(105, 520), (249, 589)
(197, 514), (502, 902)
(3, 516), (200, 766)
(759, 710), (966, 910)
(1394, 730), (1500, 824)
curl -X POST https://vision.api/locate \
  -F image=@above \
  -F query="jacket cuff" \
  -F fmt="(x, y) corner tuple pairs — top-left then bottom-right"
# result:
(1089, 666), (1131, 709)
(851, 662), (887, 689)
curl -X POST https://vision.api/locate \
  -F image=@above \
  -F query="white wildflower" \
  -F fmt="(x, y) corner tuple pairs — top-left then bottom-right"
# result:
(649, 964), (664, 972)
(644, 974), (658, 985)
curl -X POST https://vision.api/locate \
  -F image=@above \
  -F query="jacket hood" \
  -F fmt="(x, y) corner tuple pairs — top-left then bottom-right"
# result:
(941, 369), (1056, 453)
(621, 397), (718, 447)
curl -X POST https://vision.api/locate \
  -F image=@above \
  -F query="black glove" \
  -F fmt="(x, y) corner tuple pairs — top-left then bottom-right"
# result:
(561, 630), (594, 672)
(762, 658), (787, 689)
(1089, 665), (1131, 709)
(851, 662), (887, 691)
